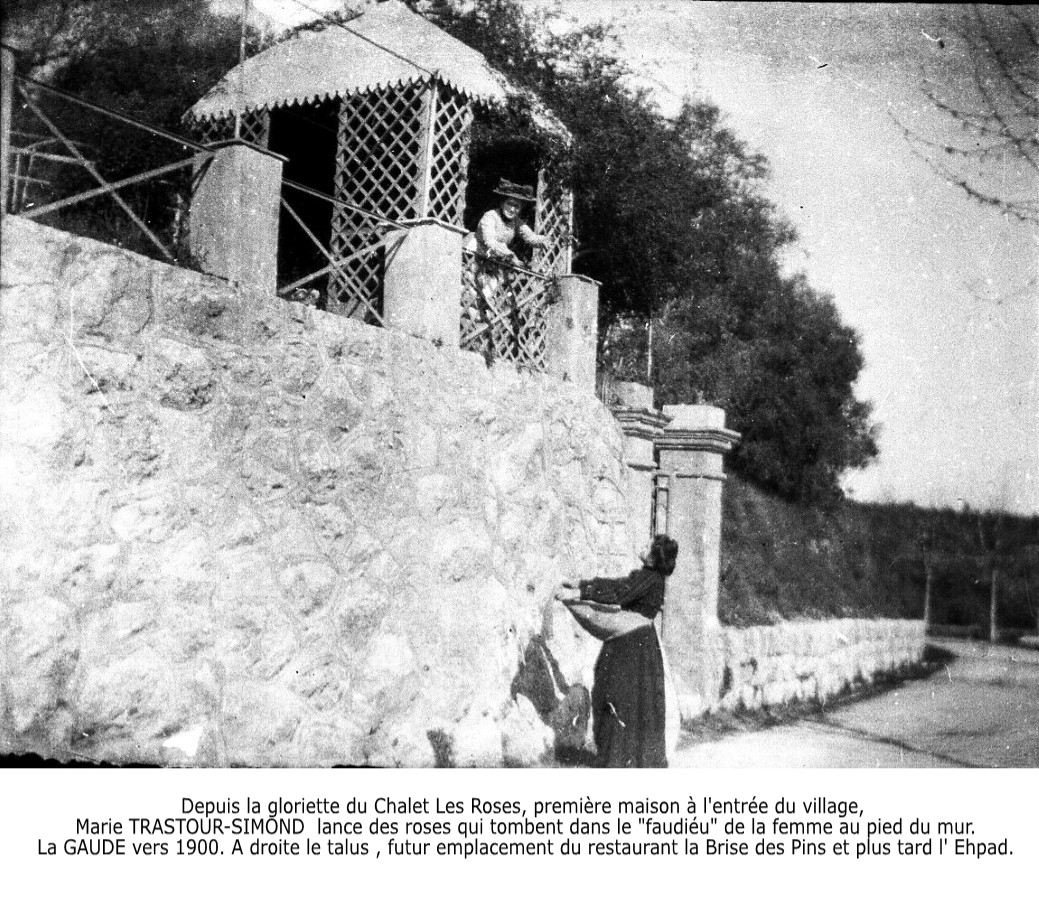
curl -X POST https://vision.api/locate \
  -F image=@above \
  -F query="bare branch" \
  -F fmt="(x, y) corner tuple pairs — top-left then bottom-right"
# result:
(898, 5), (1039, 222)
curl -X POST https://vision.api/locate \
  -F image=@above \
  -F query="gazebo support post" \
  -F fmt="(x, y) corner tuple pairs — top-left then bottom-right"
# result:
(1, 45), (14, 216)
(415, 80), (438, 218)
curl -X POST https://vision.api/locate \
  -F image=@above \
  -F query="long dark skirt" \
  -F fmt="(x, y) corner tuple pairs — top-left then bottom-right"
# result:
(591, 624), (667, 768)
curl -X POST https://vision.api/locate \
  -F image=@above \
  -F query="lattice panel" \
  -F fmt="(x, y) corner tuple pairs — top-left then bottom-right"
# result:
(190, 115), (232, 145)
(189, 110), (269, 148)
(328, 82), (427, 314)
(426, 85), (472, 225)
(328, 230), (386, 323)
(238, 109), (271, 148)
(460, 250), (552, 372)
(534, 160), (573, 277)
(336, 82), (426, 218)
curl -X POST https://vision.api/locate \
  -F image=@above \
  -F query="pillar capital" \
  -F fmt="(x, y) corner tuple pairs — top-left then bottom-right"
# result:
(202, 137), (287, 163)
(656, 404), (741, 455)
(609, 381), (668, 472)
(611, 406), (672, 444)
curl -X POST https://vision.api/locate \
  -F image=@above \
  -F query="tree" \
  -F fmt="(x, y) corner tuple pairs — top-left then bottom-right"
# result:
(893, 5), (1039, 224)
(2, 1), (261, 127)
(1, 0), (93, 73)
(654, 271), (878, 504)
(3, 1), (204, 75)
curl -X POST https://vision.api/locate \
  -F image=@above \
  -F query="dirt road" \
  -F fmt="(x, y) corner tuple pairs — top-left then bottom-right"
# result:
(672, 639), (1039, 768)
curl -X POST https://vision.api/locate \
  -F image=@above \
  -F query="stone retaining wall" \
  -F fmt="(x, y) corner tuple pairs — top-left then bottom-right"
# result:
(1, 216), (931, 766)
(711, 619), (927, 712)
(0, 217), (640, 766)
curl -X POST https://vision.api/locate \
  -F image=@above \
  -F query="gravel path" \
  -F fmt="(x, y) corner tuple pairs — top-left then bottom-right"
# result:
(671, 638), (1039, 768)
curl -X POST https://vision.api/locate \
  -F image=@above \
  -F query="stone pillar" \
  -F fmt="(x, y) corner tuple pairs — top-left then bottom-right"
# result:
(655, 404), (740, 719)
(1, 45), (15, 216)
(382, 220), (463, 347)
(189, 140), (284, 295)
(544, 274), (599, 393)
(609, 382), (670, 545)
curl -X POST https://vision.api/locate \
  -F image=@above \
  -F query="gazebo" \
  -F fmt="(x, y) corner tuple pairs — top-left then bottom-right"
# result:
(184, 0), (576, 369)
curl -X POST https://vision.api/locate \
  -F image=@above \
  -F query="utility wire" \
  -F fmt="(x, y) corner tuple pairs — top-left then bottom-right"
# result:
(11, 72), (412, 230)
(281, 0), (437, 79)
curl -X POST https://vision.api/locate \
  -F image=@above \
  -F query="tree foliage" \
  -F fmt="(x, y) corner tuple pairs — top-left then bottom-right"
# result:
(3, 1), (249, 88)
(6, 0), (257, 128)
(417, 0), (792, 321)
(656, 274), (877, 505)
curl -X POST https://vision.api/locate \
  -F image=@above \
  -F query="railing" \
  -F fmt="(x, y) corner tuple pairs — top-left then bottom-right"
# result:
(276, 178), (398, 324)
(1, 65), (412, 324)
(4, 71), (212, 266)
(461, 249), (557, 371)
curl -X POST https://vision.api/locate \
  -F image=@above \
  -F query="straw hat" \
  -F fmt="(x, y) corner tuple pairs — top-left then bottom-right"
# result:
(493, 178), (536, 203)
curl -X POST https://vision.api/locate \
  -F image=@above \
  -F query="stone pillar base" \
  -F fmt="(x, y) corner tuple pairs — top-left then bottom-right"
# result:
(382, 220), (463, 347)
(189, 140), (284, 295)
(544, 274), (599, 392)
(655, 404), (740, 720)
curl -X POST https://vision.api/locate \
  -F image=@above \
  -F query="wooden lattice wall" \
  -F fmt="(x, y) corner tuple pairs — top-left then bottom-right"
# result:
(534, 158), (574, 278)
(328, 79), (473, 319)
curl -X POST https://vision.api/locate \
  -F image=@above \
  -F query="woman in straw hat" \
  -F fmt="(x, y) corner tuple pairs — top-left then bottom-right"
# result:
(470, 178), (549, 303)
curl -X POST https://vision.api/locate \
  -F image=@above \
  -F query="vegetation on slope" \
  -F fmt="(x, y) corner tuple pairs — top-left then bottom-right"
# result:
(721, 474), (1039, 631)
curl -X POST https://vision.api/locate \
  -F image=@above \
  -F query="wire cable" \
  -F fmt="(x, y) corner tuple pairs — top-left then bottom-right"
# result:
(281, 0), (437, 79)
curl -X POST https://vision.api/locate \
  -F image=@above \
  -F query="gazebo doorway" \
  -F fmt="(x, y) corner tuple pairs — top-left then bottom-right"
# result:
(267, 101), (339, 303)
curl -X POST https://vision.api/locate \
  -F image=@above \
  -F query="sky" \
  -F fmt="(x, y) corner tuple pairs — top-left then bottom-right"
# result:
(238, 1), (1038, 514)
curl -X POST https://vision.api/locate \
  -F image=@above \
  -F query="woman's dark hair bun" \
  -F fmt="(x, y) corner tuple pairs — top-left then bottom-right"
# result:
(649, 534), (679, 575)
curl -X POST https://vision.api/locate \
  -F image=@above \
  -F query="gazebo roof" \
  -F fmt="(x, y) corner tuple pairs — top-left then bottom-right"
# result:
(188, 0), (564, 136)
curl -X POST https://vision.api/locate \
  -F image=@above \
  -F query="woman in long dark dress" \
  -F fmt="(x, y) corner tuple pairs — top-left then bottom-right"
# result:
(561, 535), (679, 768)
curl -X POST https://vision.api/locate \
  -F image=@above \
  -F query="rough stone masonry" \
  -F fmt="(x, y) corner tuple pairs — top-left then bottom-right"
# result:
(0, 217), (642, 766)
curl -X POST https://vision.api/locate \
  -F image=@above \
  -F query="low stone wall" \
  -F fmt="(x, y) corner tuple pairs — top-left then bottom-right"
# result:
(711, 619), (926, 712)
(0, 217), (640, 767)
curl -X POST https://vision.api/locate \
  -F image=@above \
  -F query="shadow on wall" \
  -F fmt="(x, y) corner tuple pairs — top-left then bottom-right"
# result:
(511, 628), (592, 765)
